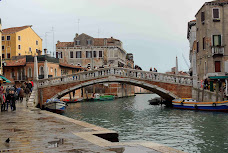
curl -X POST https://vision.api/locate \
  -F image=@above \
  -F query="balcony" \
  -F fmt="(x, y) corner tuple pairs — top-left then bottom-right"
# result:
(212, 46), (224, 56)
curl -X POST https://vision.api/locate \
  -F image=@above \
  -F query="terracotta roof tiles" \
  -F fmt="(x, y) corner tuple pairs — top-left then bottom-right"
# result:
(56, 42), (74, 47)
(2, 25), (32, 35)
(5, 58), (26, 67)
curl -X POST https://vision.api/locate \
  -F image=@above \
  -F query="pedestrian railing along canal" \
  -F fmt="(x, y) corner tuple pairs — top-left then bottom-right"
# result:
(37, 67), (193, 88)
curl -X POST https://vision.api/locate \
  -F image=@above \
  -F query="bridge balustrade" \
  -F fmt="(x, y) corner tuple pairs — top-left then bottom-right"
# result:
(37, 67), (193, 88)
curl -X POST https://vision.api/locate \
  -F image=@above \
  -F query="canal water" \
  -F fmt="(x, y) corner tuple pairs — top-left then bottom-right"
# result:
(63, 94), (228, 153)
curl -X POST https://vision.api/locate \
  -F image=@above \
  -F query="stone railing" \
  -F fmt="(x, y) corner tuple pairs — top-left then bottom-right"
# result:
(37, 67), (193, 88)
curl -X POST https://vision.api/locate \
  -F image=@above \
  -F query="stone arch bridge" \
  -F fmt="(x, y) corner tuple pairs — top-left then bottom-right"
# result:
(35, 67), (193, 107)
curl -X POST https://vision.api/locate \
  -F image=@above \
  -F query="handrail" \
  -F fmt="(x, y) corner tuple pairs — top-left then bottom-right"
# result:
(37, 67), (193, 88)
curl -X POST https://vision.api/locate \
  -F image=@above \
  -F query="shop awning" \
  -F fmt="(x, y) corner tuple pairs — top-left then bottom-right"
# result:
(209, 76), (228, 80)
(0, 76), (11, 83)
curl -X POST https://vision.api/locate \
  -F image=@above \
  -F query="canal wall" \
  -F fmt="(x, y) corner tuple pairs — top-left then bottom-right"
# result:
(192, 88), (223, 102)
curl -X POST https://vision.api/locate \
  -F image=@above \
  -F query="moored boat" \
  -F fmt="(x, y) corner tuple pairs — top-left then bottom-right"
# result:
(172, 98), (228, 112)
(93, 93), (115, 101)
(44, 98), (67, 113)
(148, 97), (162, 105)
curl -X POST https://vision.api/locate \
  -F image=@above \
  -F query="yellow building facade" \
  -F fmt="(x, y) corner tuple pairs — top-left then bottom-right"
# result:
(0, 19), (2, 74)
(1, 25), (42, 60)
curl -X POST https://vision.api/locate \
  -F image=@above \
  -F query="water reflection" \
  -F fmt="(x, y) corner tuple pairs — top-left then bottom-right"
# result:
(64, 94), (228, 153)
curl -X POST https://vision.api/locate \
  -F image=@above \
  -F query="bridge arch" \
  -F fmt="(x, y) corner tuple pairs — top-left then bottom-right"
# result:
(37, 67), (192, 106)
(52, 77), (178, 101)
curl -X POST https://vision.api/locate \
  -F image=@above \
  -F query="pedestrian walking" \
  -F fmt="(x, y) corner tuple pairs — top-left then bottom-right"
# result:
(27, 81), (33, 92)
(6, 90), (16, 111)
(19, 88), (24, 103)
(0, 82), (6, 111)
(24, 87), (31, 107)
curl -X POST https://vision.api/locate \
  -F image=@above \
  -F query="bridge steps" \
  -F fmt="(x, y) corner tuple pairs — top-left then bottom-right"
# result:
(27, 89), (37, 109)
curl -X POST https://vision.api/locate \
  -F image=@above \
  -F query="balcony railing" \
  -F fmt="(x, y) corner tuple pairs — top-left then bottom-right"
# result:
(212, 46), (224, 56)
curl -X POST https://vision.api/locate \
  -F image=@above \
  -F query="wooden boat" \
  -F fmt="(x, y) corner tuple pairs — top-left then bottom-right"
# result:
(148, 97), (161, 105)
(44, 98), (66, 113)
(172, 98), (228, 112)
(93, 94), (115, 101)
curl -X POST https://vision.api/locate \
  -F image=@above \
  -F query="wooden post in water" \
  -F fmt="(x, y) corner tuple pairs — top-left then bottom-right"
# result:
(216, 82), (219, 102)
(202, 88), (204, 102)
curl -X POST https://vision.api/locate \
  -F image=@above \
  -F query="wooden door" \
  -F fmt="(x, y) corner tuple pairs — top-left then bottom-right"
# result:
(215, 61), (221, 72)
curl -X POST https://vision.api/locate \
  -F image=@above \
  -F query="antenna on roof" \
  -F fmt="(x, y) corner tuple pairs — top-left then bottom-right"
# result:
(77, 19), (80, 34)
(51, 27), (55, 57)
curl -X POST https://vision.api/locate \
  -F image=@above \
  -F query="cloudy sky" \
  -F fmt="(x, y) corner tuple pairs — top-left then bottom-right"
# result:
(0, 0), (207, 72)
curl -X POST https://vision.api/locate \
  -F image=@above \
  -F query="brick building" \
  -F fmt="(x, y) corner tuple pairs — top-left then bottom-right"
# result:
(56, 33), (128, 68)
(193, 0), (228, 81)
(3, 55), (85, 84)
(56, 33), (135, 98)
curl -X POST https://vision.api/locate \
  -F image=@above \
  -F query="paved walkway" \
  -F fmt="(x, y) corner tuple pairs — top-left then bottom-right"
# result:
(0, 101), (184, 153)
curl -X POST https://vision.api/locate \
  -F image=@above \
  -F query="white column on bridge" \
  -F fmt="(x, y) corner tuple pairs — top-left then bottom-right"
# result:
(34, 56), (39, 81)
(175, 56), (179, 75)
(44, 60), (48, 79)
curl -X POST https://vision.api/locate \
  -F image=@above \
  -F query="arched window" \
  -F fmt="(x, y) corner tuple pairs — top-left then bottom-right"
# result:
(55, 68), (57, 77)
(39, 66), (44, 75)
(28, 67), (32, 78)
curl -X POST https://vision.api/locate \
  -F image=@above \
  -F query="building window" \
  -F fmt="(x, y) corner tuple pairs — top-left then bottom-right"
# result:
(204, 61), (208, 75)
(36, 40), (38, 45)
(197, 41), (199, 53)
(213, 8), (219, 19)
(76, 51), (82, 58)
(29, 47), (32, 52)
(203, 37), (206, 50)
(93, 51), (96, 58)
(86, 51), (92, 58)
(2, 45), (4, 50)
(215, 61), (221, 72)
(18, 45), (21, 50)
(213, 35), (221, 46)
(99, 51), (103, 57)
(201, 12), (205, 23)
(28, 67), (32, 78)
(76, 40), (80, 45)
(39, 66), (44, 75)
(2, 36), (4, 41)
(7, 53), (10, 59)
(56, 52), (63, 59)
(55, 68), (57, 77)
(18, 36), (21, 41)
(6, 36), (10, 41)
(11, 71), (15, 79)
(2, 54), (5, 59)
(36, 49), (38, 53)
(18, 53), (21, 56)
(70, 51), (73, 58)
(87, 39), (92, 45)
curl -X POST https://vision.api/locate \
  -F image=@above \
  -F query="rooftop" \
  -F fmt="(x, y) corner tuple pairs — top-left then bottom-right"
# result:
(2, 25), (32, 35)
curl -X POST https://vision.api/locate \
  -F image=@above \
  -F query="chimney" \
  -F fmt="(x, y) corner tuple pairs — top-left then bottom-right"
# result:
(57, 40), (60, 44)
(76, 33), (79, 37)
(44, 48), (47, 54)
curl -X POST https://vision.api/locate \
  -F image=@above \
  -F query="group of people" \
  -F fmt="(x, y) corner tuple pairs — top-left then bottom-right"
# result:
(150, 67), (158, 72)
(0, 81), (33, 112)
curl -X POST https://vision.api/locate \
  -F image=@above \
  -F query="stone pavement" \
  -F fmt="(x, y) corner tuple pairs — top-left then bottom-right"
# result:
(0, 101), (184, 153)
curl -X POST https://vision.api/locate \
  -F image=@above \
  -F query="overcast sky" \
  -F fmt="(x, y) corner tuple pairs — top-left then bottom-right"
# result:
(0, 0), (207, 72)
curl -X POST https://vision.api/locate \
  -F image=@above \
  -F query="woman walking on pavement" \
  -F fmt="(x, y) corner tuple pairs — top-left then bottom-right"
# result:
(18, 87), (24, 103)
(6, 90), (16, 111)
